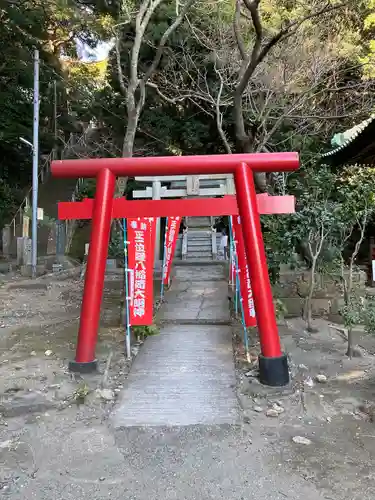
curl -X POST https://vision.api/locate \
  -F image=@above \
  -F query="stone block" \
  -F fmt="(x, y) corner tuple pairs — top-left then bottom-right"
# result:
(282, 297), (304, 317)
(296, 280), (309, 297)
(276, 268), (365, 308)
(20, 264), (46, 277)
(311, 298), (331, 316)
(106, 259), (117, 270)
(329, 297), (345, 315)
(0, 261), (11, 273)
(7, 281), (48, 291)
(278, 270), (296, 284)
(46, 226), (57, 255)
(327, 313), (344, 324)
(52, 263), (63, 273)
(22, 237), (32, 266)
(16, 237), (25, 265)
(2, 224), (11, 259)
(322, 279), (342, 296)
(273, 281), (299, 298)
(0, 392), (57, 418)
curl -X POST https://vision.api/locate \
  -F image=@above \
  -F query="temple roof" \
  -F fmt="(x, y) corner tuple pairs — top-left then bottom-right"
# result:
(321, 115), (375, 167)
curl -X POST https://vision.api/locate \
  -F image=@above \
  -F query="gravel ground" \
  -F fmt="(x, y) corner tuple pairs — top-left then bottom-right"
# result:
(1, 271), (375, 499)
(234, 316), (375, 500)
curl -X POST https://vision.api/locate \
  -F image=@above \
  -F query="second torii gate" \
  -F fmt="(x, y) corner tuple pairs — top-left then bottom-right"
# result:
(52, 152), (299, 386)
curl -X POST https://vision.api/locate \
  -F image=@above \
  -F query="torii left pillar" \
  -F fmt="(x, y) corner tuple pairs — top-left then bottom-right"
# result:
(51, 152), (299, 386)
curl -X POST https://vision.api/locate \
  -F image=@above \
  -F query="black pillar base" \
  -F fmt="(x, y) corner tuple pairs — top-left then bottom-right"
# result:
(258, 353), (289, 387)
(69, 359), (97, 374)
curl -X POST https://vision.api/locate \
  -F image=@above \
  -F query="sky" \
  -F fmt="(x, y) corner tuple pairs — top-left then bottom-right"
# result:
(75, 38), (115, 63)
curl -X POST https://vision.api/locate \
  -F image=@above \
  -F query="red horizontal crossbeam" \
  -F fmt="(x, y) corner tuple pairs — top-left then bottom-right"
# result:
(58, 195), (295, 220)
(51, 152), (299, 178)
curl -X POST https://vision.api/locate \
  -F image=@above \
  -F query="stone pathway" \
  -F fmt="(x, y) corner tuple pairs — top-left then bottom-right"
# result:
(111, 263), (239, 427)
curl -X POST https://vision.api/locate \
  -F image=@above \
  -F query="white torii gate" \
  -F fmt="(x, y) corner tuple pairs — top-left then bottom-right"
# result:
(132, 175), (235, 264)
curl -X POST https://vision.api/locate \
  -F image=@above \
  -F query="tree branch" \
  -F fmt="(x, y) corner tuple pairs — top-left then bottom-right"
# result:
(129, 0), (163, 93)
(146, 81), (193, 103)
(143, 0), (196, 84)
(215, 69), (232, 154)
(233, 0), (246, 60)
(237, 1), (347, 96)
(115, 35), (127, 96)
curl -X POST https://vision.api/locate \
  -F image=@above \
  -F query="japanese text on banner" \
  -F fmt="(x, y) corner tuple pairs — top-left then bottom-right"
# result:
(163, 217), (181, 285)
(127, 217), (155, 325)
(231, 216), (257, 327)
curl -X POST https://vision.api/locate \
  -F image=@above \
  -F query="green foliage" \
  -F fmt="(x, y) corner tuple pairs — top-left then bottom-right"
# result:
(359, 0), (375, 78)
(73, 382), (90, 405)
(0, 181), (18, 229)
(365, 296), (375, 335)
(23, 207), (56, 228)
(0, 0), (110, 227)
(274, 298), (288, 321)
(76, 179), (96, 200)
(132, 324), (159, 339)
(262, 215), (297, 283)
(340, 292), (365, 331)
(340, 289), (365, 358)
(108, 229), (123, 259)
(2, 0), (375, 302)
(289, 165), (340, 266)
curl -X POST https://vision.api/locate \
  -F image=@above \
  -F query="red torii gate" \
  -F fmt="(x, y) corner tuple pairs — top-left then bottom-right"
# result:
(52, 152), (299, 386)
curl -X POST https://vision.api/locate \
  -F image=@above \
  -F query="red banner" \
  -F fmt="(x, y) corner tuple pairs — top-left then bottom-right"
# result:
(163, 217), (181, 285)
(145, 217), (157, 256)
(231, 216), (257, 327)
(127, 217), (155, 325)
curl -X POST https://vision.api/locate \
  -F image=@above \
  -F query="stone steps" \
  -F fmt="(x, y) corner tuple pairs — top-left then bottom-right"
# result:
(187, 216), (212, 228)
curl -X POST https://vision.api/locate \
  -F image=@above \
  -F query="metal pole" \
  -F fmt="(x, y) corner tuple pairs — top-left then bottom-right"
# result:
(53, 80), (57, 160)
(31, 49), (40, 279)
(123, 219), (131, 360)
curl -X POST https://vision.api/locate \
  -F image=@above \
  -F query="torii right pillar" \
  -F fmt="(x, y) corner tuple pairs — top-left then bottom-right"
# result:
(234, 162), (289, 386)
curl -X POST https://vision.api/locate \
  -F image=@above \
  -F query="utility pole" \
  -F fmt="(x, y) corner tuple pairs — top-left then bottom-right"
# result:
(32, 49), (40, 279)
(53, 80), (57, 160)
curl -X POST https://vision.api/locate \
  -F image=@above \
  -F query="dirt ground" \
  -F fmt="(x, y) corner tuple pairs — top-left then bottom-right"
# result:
(235, 317), (375, 500)
(0, 269), (135, 493)
(1, 270), (375, 498)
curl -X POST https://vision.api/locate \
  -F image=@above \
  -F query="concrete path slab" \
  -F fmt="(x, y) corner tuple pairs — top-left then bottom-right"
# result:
(160, 280), (230, 323)
(173, 263), (227, 281)
(111, 324), (239, 427)
(112, 266), (238, 428)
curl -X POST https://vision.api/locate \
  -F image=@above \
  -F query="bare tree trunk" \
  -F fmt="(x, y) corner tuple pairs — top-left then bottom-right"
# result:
(122, 112), (139, 158)
(341, 213), (367, 307)
(305, 257), (318, 332)
(346, 327), (354, 359)
(115, 122), (138, 197)
(230, 0), (346, 192)
(114, 0), (196, 198)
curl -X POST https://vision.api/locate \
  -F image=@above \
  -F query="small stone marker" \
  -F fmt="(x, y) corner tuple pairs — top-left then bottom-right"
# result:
(266, 408), (279, 417)
(23, 238), (32, 266)
(96, 388), (114, 401)
(315, 374), (327, 383)
(272, 403), (284, 414)
(292, 436), (312, 445)
(304, 376), (314, 387)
